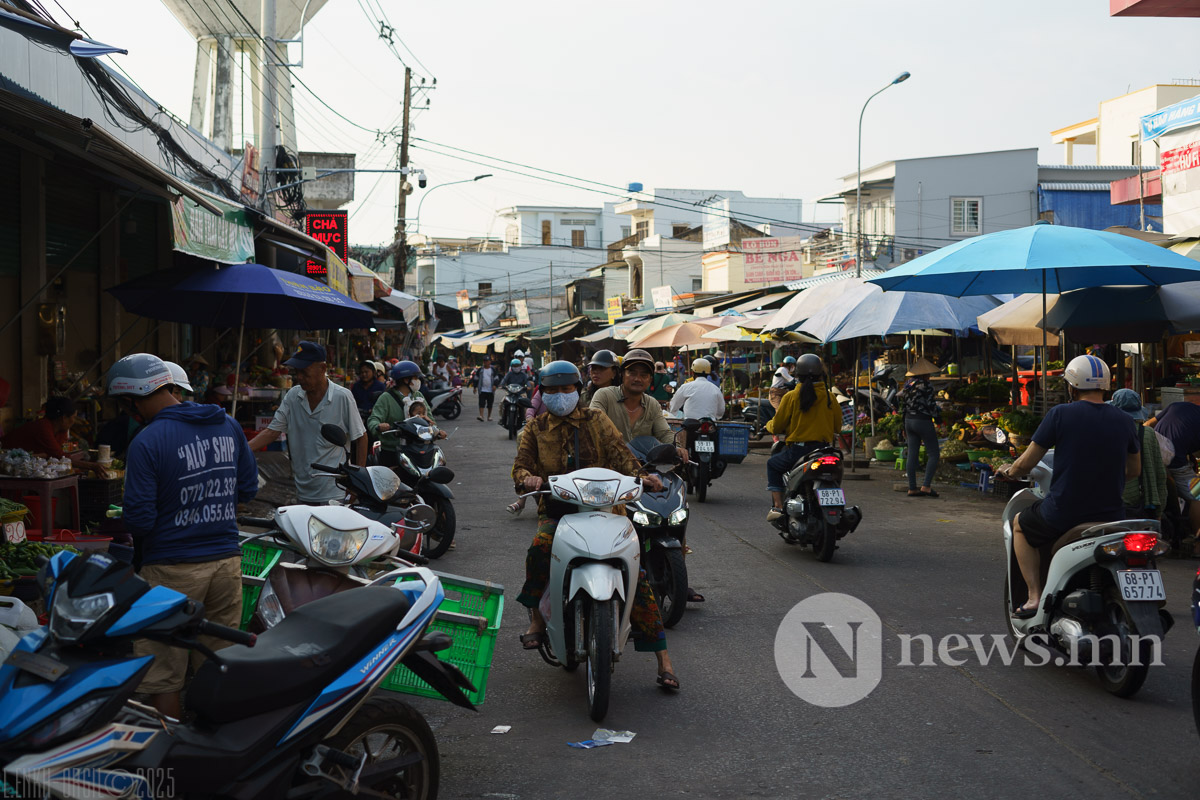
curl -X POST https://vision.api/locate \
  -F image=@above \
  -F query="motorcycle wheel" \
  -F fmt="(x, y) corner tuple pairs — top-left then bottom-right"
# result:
(1191, 645), (1200, 740)
(325, 695), (438, 800)
(648, 547), (687, 629)
(507, 410), (517, 440)
(442, 398), (462, 421)
(696, 463), (709, 503)
(1094, 588), (1152, 698)
(424, 496), (457, 560)
(586, 598), (613, 722)
(1003, 578), (1021, 643)
(814, 519), (837, 562)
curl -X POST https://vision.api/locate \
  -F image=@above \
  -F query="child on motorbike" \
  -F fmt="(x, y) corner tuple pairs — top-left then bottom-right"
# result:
(764, 354), (840, 523)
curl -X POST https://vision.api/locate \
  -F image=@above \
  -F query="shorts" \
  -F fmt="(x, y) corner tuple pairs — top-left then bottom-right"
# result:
(1014, 499), (1063, 548)
(1169, 464), (1196, 500)
(134, 555), (243, 694)
(479, 391), (495, 411)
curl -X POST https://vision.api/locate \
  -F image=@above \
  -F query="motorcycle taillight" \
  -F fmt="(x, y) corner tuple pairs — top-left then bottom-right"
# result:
(699, 421), (714, 434)
(818, 456), (840, 465)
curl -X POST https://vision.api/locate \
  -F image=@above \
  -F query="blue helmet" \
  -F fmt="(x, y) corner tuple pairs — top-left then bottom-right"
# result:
(783, 356), (797, 365)
(511, 358), (522, 367)
(390, 360), (422, 382)
(539, 360), (582, 389)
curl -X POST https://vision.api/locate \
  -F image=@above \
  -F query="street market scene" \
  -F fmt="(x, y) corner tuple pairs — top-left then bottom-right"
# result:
(2, 0), (1200, 797)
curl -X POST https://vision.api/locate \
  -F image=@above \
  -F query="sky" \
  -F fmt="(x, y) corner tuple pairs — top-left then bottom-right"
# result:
(70, 0), (1200, 247)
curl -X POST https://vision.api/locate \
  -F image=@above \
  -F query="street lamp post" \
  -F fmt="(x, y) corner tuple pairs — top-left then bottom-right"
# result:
(855, 71), (910, 279)
(413, 174), (493, 234)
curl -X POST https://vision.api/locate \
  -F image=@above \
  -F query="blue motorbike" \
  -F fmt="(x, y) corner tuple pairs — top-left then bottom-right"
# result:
(0, 550), (474, 799)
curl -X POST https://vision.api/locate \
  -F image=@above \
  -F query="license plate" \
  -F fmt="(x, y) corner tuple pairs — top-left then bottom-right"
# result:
(695, 439), (715, 453)
(817, 488), (845, 506)
(1117, 570), (1165, 602)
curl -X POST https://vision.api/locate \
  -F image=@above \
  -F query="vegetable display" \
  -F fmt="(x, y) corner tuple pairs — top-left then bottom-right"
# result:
(0, 541), (80, 579)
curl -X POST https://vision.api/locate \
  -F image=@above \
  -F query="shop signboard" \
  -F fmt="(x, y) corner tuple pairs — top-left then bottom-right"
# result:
(170, 196), (255, 264)
(1141, 94), (1200, 141)
(456, 289), (471, 311)
(607, 296), (623, 324)
(305, 211), (348, 278)
(514, 299), (531, 326)
(651, 285), (674, 311)
(742, 236), (805, 284)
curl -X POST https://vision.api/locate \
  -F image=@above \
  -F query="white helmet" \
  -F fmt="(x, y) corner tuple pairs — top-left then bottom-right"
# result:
(513, 349), (525, 358)
(106, 353), (173, 397)
(163, 360), (193, 393)
(1063, 354), (1111, 392)
(691, 357), (712, 375)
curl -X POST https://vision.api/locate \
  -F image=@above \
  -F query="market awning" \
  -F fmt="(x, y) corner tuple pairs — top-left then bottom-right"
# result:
(374, 289), (421, 323)
(525, 316), (592, 341)
(785, 269), (885, 291)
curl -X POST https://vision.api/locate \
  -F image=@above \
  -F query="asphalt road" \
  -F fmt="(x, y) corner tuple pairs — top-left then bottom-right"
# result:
(396, 414), (1197, 799)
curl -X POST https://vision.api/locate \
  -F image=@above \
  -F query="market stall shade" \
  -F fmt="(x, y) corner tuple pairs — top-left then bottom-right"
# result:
(623, 313), (698, 343)
(630, 321), (719, 349)
(755, 279), (869, 332)
(977, 294), (1061, 346)
(701, 322), (817, 344)
(1042, 283), (1200, 344)
(799, 281), (1002, 343)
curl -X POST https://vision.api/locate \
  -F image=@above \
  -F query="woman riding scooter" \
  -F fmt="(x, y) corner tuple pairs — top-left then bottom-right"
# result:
(367, 360), (426, 467)
(765, 354), (840, 523)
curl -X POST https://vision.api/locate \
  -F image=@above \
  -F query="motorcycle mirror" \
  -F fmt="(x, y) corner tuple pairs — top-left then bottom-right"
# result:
(320, 424), (348, 447)
(428, 466), (455, 484)
(403, 503), (437, 532)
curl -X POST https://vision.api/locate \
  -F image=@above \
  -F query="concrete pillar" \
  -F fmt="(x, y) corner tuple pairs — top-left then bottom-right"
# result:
(19, 152), (46, 411)
(190, 38), (213, 134)
(97, 191), (121, 374)
(1065, 138), (1074, 166)
(212, 35), (234, 153)
(249, 41), (262, 149)
(276, 42), (297, 153)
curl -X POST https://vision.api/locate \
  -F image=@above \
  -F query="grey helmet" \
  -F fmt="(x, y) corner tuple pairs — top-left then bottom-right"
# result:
(107, 353), (174, 397)
(794, 353), (824, 378)
(163, 361), (194, 393)
(588, 349), (619, 369)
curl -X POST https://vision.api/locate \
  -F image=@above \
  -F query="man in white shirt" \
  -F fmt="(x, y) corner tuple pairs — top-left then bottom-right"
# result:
(670, 358), (726, 420)
(474, 357), (499, 421)
(248, 341), (367, 503)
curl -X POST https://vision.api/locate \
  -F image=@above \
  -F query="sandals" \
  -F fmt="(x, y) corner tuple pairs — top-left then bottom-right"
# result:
(656, 671), (680, 691)
(686, 588), (705, 603)
(1011, 602), (1038, 620)
(519, 631), (546, 650)
(908, 489), (939, 498)
(507, 501), (524, 516)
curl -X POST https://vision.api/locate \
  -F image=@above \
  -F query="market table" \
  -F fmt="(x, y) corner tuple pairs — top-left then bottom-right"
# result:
(0, 474), (80, 540)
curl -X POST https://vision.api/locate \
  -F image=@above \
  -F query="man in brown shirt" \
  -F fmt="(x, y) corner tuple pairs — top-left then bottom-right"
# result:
(589, 349), (687, 463)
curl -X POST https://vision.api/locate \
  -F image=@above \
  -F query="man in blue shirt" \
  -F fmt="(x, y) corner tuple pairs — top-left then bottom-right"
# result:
(997, 356), (1140, 619)
(108, 353), (258, 718)
(1146, 400), (1200, 549)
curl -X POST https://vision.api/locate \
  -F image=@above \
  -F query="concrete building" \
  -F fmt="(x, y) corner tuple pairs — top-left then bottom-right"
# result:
(1051, 84), (1200, 166)
(498, 206), (604, 248)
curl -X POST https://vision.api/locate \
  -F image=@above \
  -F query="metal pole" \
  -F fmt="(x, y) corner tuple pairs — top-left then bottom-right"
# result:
(258, 0), (277, 204)
(393, 67), (412, 290)
(850, 339), (860, 471)
(548, 261), (554, 359)
(231, 295), (248, 419)
(854, 72), (910, 279)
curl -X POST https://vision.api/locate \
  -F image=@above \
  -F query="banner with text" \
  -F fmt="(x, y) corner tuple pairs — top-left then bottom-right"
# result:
(170, 196), (255, 264)
(1142, 94), (1200, 141)
(607, 296), (623, 324)
(305, 211), (348, 278)
(651, 285), (674, 311)
(742, 236), (805, 284)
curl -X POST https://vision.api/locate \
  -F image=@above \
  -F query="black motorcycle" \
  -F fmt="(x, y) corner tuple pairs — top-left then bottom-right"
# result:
(677, 418), (727, 503)
(770, 443), (862, 562)
(626, 437), (689, 628)
(741, 397), (777, 438)
(377, 419), (457, 559)
(500, 383), (532, 440)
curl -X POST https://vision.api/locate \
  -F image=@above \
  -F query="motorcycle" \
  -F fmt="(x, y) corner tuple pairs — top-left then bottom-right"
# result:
(741, 397), (776, 438)
(0, 550), (475, 799)
(626, 437), (689, 629)
(677, 418), (726, 503)
(500, 383), (532, 440)
(330, 420), (458, 561)
(1001, 456), (1173, 697)
(1191, 566), (1199, 739)
(844, 364), (905, 423)
(517, 467), (644, 722)
(425, 379), (463, 421)
(770, 442), (863, 561)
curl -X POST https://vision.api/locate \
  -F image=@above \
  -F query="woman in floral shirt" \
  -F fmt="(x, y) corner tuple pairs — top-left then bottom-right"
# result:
(900, 357), (941, 497)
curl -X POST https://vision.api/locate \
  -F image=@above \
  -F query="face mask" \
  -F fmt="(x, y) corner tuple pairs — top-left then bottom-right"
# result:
(409, 379), (422, 393)
(544, 390), (579, 417)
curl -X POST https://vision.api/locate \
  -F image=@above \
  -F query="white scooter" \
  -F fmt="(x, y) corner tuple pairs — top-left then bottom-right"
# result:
(1002, 454), (1174, 697)
(519, 467), (643, 722)
(238, 488), (435, 631)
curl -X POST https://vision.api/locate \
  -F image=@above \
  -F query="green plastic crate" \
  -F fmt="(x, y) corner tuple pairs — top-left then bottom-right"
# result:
(239, 539), (284, 630)
(380, 571), (504, 705)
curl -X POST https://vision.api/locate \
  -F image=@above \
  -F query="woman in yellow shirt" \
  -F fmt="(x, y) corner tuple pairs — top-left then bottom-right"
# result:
(764, 354), (840, 522)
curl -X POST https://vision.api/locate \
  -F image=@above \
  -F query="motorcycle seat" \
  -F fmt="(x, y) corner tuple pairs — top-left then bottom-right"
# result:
(185, 587), (412, 724)
(1047, 521), (1130, 559)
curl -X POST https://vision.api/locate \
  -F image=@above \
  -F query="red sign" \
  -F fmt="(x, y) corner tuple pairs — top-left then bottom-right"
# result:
(305, 211), (348, 277)
(1161, 141), (1200, 175)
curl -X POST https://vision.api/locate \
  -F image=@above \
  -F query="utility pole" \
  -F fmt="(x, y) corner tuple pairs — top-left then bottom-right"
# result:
(393, 67), (412, 290)
(258, 0), (278, 206)
(548, 261), (554, 359)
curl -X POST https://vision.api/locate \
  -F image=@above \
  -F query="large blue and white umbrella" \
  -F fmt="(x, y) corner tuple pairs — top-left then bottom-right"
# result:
(799, 280), (1003, 343)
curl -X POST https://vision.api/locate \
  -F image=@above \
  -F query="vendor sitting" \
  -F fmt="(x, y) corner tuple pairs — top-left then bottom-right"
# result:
(1, 397), (102, 472)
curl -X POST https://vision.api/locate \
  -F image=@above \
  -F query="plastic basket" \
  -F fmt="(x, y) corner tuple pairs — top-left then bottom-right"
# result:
(380, 571), (504, 705)
(79, 479), (123, 524)
(717, 422), (751, 458)
(239, 539), (284, 630)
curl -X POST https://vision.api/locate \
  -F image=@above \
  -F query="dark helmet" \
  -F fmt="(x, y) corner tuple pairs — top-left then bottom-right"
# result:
(704, 354), (720, 372)
(390, 360), (422, 382)
(795, 353), (824, 378)
(539, 360), (583, 389)
(589, 349), (619, 369)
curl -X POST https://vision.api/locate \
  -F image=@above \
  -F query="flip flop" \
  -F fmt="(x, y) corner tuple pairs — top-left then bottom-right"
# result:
(918, 489), (940, 498)
(476, 416), (484, 421)
(907, 491), (922, 497)
(1011, 602), (1038, 620)
(656, 671), (680, 691)
(519, 632), (546, 650)
(507, 502), (524, 516)
(686, 588), (705, 603)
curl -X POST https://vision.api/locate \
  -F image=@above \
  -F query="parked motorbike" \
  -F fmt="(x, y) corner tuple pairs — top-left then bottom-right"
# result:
(677, 418), (727, 503)
(741, 397), (776, 438)
(425, 379), (464, 421)
(627, 437), (689, 629)
(770, 442), (862, 561)
(500, 383), (532, 440)
(1191, 566), (1200, 739)
(0, 550), (475, 799)
(518, 467), (644, 722)
(844, 364), (905, 423)
(1001, 456), (1173, 697)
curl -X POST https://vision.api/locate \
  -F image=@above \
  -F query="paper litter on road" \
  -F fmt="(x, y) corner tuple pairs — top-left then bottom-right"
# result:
(591, 728), (636, 743)
(566, 739), (614, 749)
(490, 725), (511, 734)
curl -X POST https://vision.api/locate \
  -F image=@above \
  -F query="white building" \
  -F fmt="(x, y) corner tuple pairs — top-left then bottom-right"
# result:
(1051, 83), (1200, 166)
(498, 206), (604, 248)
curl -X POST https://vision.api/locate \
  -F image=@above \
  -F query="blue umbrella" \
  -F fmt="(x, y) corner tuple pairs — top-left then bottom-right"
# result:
(109, 263), (373, 414)
(799, 280), (1003, 343)
(869, 223), (1200, 296)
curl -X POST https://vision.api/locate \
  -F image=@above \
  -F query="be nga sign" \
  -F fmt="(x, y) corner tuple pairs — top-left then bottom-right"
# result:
(305, 211), (348, 278)
(742, 236), (804, 283)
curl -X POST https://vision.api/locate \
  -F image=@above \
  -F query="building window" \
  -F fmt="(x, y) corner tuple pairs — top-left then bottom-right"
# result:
(541, 220), (552, 246)
(673, 224), (690, 238)
(692, 278), (703, 292)
(571, 229), (585, 247)
(951, 197), (982, 236)
(478, 282), (492, 298)
(621, 226), (631, 239)
(635, 220), (650, 240)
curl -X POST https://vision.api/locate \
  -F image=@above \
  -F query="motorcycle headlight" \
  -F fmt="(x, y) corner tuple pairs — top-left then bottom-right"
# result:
(433, 449), (446, 468)
(26, 693), (112, 748)
(399, 453), (416, 473)
(50, 591), (114, 642)
(632, 510), (662, 526)
(308, 518), (369, 566)
(257, 580), (286, 629)
(668, 508), (688, 526)
(574, 479), (619, 507)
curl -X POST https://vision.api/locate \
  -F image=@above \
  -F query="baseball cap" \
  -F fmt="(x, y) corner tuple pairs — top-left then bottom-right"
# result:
(284, 341), (327, 369)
